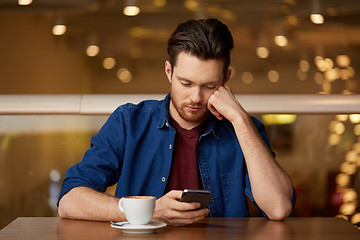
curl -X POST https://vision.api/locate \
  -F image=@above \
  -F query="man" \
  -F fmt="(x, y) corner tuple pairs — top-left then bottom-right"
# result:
(58, 18), (295, 226)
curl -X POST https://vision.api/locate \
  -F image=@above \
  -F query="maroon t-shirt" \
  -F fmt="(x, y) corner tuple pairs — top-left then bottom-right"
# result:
(165, 119), (203, 192)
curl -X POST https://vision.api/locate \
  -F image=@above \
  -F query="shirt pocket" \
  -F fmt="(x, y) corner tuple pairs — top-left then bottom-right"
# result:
(221, 167), (244, 186)
(220, 167), (248, 216)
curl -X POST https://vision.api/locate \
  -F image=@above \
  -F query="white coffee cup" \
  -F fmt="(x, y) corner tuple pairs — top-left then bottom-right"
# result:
(118, 196), (156, 225)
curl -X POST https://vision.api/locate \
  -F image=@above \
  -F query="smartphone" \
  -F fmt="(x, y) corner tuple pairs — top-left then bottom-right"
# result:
(180, 189), (212, 209)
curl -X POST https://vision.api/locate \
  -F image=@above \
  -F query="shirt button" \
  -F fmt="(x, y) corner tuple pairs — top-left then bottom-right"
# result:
(162, 177), (166, 182)
(165, 122), (169, 127)
(169, 144), (172, 149)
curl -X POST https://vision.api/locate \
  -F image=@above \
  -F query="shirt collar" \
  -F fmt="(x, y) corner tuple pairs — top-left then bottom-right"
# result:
(157, 93), (171, 129)
(200, 115), (220, 140)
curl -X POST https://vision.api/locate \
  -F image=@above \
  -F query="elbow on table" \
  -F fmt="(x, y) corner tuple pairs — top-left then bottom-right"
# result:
(57, 199), (67, 219)
(267, 202), (293, 221)
(57, 196), (73, 219)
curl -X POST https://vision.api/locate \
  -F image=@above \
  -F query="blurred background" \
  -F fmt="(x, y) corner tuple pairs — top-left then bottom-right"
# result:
(0, 0), (360, 229)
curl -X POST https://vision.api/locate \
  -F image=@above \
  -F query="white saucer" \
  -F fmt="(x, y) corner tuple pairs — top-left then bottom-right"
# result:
(111, 221), (167, 234)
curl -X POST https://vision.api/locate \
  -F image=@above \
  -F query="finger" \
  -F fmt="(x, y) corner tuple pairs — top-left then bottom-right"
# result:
(207, 102), (223, 120)
(176, 201), (201, 211)
(174, 209), (210, 226)
(165, 198), (201, 212)
(165, 190), (183, 200)
(224, 85), (232, 92)
(167, 201), (206, 218)
(181, 208), (209, 218)
(165, 208), (209, 226)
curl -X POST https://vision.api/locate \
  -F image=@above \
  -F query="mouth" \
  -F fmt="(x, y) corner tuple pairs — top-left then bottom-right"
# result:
(186, 105), (203, 112)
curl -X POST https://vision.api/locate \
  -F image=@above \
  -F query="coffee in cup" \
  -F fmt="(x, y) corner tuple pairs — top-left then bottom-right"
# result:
(118, 196), (156, 225)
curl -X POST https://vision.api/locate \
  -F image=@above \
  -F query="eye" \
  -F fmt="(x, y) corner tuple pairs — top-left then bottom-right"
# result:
(181, 81), (191, 87)
(205, 85), (216, 90)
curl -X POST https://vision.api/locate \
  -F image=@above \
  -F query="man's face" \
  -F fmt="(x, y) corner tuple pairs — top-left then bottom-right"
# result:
(165, 52), (227, 129)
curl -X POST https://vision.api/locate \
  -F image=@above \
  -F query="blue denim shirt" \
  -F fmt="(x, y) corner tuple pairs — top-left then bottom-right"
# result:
(59, 94), (295, 217)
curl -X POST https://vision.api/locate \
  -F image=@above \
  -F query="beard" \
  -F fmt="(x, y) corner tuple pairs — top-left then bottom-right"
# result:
(170, 92), (210, 124)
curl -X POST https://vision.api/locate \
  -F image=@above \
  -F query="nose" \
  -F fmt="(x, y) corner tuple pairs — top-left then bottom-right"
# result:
(190, 87), (202, 104)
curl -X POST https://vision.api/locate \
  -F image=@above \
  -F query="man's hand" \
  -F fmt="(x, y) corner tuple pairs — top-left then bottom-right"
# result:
(207, 85), (246, 122)
(152, 190), (209, 226)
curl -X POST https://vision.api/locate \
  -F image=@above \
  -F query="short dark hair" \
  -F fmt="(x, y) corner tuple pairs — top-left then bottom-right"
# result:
(167, 18), (234, 77)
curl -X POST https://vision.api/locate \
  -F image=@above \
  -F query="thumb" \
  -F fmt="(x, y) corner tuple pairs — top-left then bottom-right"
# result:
(165, 190), (183, 200)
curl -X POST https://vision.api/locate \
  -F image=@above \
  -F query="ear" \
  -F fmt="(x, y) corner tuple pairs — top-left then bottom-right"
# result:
(224, 68), (231, 84)
(165, 61), (172, 83)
